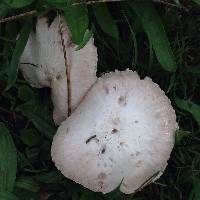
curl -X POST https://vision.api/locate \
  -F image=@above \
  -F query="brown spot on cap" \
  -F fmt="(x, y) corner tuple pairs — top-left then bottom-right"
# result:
(118, 96), (127, 106)
(98, 181), (104, 189)
(136, 151), (140, 156)
(101, 146), (106, 154)
(111, 128), (118, 134)
(56, 74), (62, 80)
(98, 172), (107, 180)
(103, 85), (109, 94)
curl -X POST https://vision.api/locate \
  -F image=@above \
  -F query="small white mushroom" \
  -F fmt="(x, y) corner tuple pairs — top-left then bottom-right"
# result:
(51, 70), (178, 194)
(20, 16), (97, 124)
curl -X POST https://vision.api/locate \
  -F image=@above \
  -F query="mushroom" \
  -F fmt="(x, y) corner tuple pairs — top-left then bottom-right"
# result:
(51, 70), (178, 194)
(20, 16), (98, 124)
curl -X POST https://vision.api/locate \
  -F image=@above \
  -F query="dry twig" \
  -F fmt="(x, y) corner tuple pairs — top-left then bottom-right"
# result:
(0, 10), (37, 24)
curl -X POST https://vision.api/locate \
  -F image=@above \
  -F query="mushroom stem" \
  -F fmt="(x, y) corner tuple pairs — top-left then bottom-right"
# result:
(58, 18), (72, 116)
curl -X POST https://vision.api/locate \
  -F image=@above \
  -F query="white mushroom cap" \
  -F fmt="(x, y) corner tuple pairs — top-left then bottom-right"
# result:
(20, 16), (97, 124)
(51, 70), (178, 194)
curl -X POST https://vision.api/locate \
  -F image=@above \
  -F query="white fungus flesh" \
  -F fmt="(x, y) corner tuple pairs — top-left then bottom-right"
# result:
(51, 70), (178, 194)
(20, 16), (97, 124)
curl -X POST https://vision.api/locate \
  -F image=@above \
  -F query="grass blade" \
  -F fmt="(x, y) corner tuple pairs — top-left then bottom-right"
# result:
(63, 1), (89, 45)
(6, 20), (32, 90)
(93, 3), (119, 40)
(15, 177), (40, 193)
(0, 191), (18, 200)
(76, 29), (93, 50)
(16, 100), (56, 139)
(0, 123), (17, 192)
(123, 14), (138, 66)
(3, 0), (34, 8)
(175, 97), (200, 127)
(193, 0), (200, 5)
(129, 0), (177, 72)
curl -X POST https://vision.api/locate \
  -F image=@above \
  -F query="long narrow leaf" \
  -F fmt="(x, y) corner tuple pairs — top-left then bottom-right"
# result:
(6, 20), (32, 90)
(3, 0), (34, 8)
(129, 0), (177, 72)
(63, 1), (89, 45)
(93, 3), (119, 40)
(0, 123), (17, 192)
(15, 177), (40, 192)
(175, 97), (200, 127)
(16, 100), (56, 139)
(193, 0), (200, 5)
(0, 191), (18, 200)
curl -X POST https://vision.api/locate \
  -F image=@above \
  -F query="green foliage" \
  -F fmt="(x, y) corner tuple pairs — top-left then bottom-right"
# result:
(63, 0), (89, 44)
(0, 192), (19, 200)
(3, 0), (34, 8)
(129, 0), (177, 72)
(16, 100), (56, 139)
(0, 123), (17, 192)
(18, 85), (35, 102)
(175, 98), (200, 127)
(93, 4), (119, 40)
(0, 0), (200, 199)
(15, 177), (40, 193)
(6, 20), (32, 90)
(20, 128), (42, 147)
(193, 0), (200, 5)
(76, 29), (93, 50)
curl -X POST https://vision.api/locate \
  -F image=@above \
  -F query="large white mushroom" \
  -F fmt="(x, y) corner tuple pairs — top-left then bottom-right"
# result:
(20, 16), (97, 124)
(51, 70), (178, 194)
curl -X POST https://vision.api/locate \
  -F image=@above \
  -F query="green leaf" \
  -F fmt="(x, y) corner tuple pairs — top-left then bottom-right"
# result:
(175, 130), (190, 144)
(0, 3), (9, 17)
(93, 4), (119, 40)
(20, 129), (42, 147)
(44, 0), (68, 7)
(15, 177), (40, 193)
(188, 65), (200, 78)
(17, 151), (33, 170)
(6, 20), (32, 90)
(189, 179), (200, 200)
(174, 0), (181, 5)
(18, 85), (35, 102)
(129, 0), (177, 72)
(76, 29), (93, 50)
(193, 0), (200, 5)
(175, 97), (200, 127)
(3, 0), (34, 8)
(0, 191), (19, 200)
(34, 171), (63, 184)
(123, 13), (138, 66)
(0, 123), (17, 192)
(63, 1), (89, 44)
(16, 100), (56, 139)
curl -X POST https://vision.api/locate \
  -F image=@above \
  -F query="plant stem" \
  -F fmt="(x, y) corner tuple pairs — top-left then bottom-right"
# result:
(0, 10), (37, 24)
(58, 17), (72, 117)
